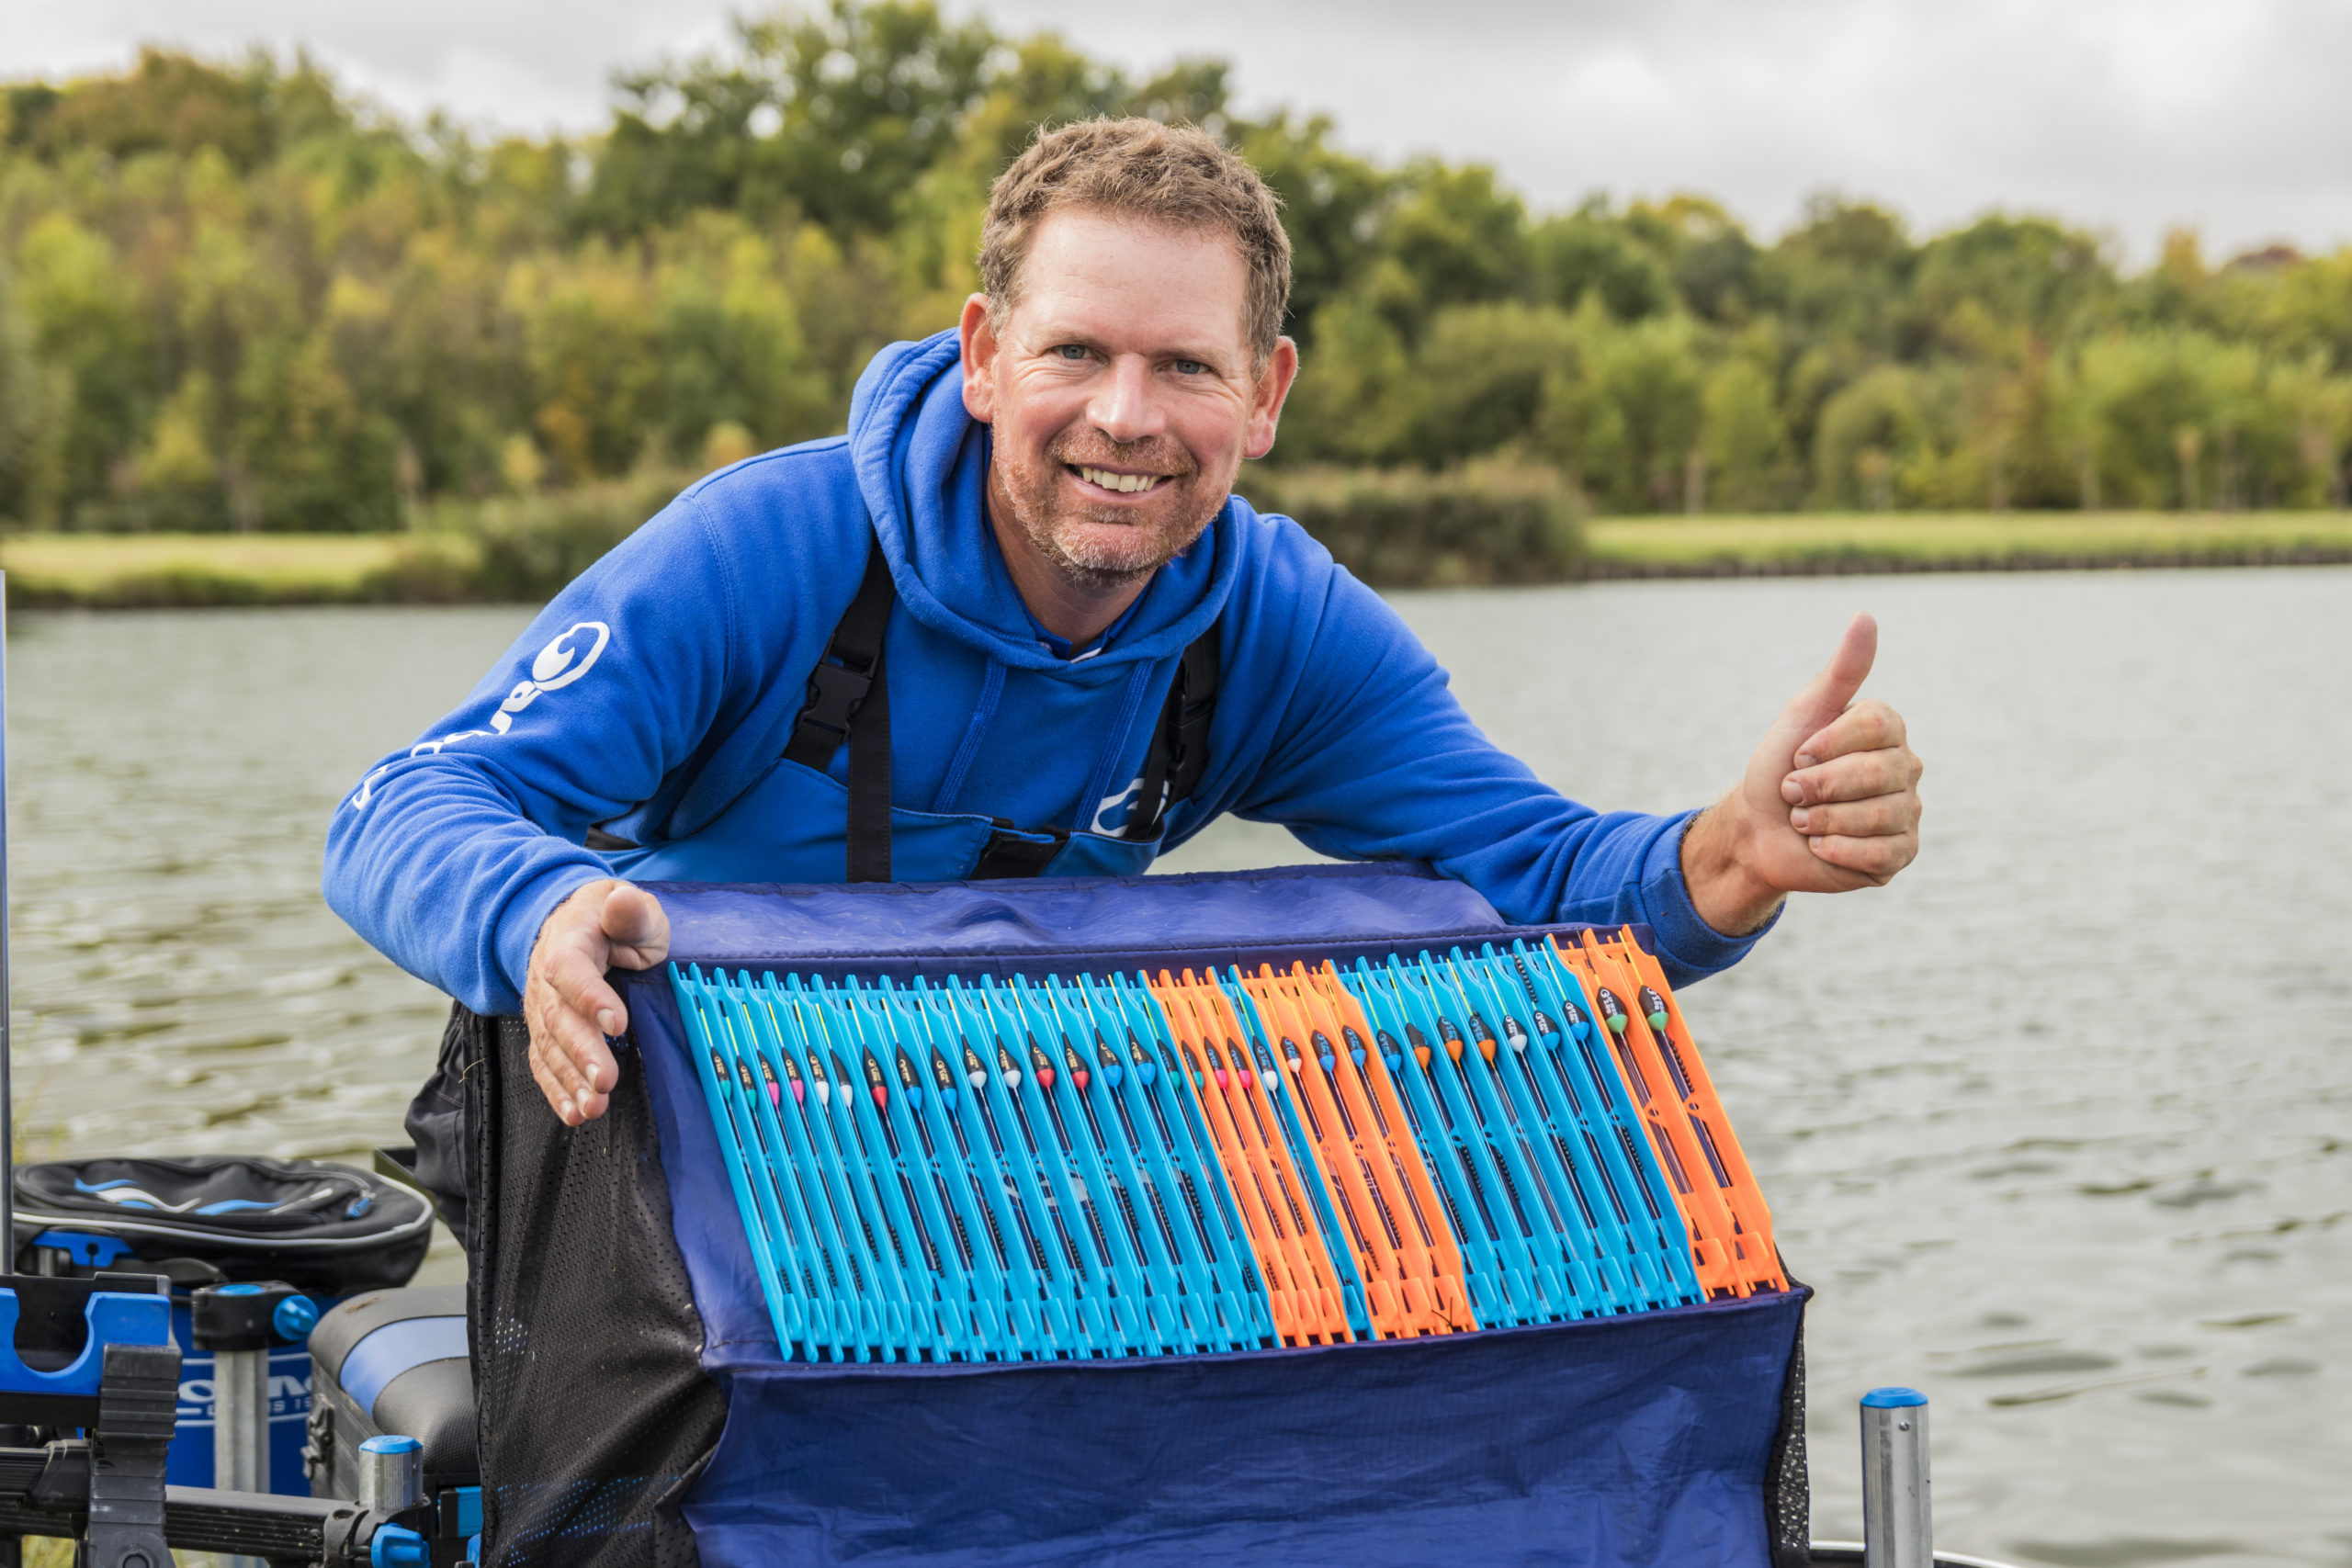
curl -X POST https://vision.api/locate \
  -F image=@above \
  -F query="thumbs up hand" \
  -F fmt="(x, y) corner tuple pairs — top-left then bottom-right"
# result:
(1681, 613), (1925, 934)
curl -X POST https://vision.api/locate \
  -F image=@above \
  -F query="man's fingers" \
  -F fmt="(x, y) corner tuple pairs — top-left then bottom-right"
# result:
(1781, 745), (1921, 807)
(1787, 794), (1917, 840)
(1793, 698), (1905, 768)
(532, 1005), (616, 1118)
(527, 1028), (592, 1123)
(546, 942), (628, 1042)
(1805, 830), (1917, 883)
(526, 1003), (616, 1123)
(526, 1046), (575, 1126)
(602, 884), (671, 970)
(536, 1005), (602, 1098)
(1776, 613), (1878, 738)
(519, 878), (642, 1126)
(529, 1038), (605, 1125)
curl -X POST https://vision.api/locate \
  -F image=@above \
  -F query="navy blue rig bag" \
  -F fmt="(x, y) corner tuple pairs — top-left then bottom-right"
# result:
(453, 865), (1809, 1568)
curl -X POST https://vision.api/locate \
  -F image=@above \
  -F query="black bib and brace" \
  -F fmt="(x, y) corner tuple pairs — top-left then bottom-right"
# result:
(781, 547), (1220, 882)
(594, 543), (1218, 886)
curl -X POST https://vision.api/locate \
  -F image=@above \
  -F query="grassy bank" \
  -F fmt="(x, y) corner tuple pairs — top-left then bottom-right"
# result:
(6, 509), (2350, 609)
(1583, 512), (2352, 576)
(0, 533), (471, 607)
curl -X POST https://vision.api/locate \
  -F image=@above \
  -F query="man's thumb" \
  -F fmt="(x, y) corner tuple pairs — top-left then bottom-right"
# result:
(1782, 613), (1877, 734)
(601, 883), (669, 953)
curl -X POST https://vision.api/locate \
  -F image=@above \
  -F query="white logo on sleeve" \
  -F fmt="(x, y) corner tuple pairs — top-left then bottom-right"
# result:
(492, 621), (612, 733)
(346, 621), (611, 809)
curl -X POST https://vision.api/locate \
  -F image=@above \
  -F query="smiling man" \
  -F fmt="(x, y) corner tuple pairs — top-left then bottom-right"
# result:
(325, 119), (1922, 1182)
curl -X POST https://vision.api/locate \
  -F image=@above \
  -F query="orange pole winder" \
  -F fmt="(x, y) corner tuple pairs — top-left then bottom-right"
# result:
(1238, 964), (1474, 1339)
(1306, 963), (1478, 1332)
(1148, 971), (1355, 1345)
(1596, 931), (1783, 1293)
(1552, 932), (1784, 1297)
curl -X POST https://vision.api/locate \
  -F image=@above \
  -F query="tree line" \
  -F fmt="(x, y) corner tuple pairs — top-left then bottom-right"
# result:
(4, 0), (2350, 533)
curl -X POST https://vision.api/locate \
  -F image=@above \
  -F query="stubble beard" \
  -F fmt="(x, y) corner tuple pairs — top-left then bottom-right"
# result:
(992, 437), (1226, 592)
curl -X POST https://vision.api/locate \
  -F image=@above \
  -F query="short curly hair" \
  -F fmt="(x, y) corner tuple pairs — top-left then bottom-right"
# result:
(979, 118), (1293, 367)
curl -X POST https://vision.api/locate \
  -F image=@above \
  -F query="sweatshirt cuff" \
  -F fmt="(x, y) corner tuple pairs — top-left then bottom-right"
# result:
(1636, 810), (1781, 987)
(491, 860), (614, 1016)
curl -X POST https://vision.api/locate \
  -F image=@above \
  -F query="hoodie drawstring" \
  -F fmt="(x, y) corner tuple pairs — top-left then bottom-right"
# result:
(930, 658), (1005, 814)
(1074, 660), (1159, 834)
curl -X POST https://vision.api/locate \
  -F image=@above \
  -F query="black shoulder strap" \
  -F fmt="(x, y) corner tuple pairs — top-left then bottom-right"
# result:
(1124, 623), (1221, 842)
(783, 546), (896, 882)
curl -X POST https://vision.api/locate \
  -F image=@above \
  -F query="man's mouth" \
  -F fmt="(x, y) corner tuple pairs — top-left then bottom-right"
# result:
(1069, 464), (1170, 495)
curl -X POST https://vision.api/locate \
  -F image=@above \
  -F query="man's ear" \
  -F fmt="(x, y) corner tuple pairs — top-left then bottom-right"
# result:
(960, 295), (999, 423)
(1243, 336), (1301, 461)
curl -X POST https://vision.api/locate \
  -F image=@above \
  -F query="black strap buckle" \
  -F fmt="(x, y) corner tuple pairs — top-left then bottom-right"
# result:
(782, 545), (897, 775)
(1124, 626), (1221, 842)
(794, 660), (873, 750)
(970, 821), (1069, 880)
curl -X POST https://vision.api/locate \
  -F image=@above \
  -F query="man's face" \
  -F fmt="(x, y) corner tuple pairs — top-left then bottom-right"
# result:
(961, 209), (1298, 590)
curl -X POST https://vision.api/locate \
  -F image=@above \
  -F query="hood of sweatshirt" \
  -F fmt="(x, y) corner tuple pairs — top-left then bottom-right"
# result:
(846, 330), (1243, 672)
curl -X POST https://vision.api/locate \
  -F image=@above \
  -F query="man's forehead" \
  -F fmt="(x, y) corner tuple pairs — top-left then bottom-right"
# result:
(1007, 209), (1251, 354)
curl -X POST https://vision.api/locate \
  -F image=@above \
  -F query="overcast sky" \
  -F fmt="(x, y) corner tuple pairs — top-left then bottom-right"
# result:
(5, 0), (2347, 265)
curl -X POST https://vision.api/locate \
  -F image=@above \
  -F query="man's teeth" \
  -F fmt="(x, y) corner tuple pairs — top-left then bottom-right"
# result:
(1076, 466), (1163, 493)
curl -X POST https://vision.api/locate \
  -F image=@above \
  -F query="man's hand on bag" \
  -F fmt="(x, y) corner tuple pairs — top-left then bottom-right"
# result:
(524, 879), (671, 1125)
(1681, 612), (1925, 935)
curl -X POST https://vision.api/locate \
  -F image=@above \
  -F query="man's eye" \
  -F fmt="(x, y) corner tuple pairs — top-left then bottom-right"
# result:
(1055, 344), (1090, 360)
(1172, 359), (1207, 375)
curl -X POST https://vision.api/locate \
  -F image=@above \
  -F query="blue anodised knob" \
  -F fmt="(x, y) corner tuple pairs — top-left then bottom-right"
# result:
(372, 1523), (431, 1566)
(274, 1294), (320, 1343)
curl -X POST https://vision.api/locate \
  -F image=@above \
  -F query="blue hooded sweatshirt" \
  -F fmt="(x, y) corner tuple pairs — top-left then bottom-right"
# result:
(322, 332), (1770, 1015)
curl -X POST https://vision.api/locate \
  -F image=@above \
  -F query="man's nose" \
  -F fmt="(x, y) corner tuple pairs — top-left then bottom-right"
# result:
(1085, 355), (1167, 445)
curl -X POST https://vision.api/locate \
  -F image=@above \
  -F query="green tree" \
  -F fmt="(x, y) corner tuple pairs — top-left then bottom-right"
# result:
(1276, 297), (1412, 465)
(1812, 366), (1930, 510)
(1528, 202), (1673, 321)
(1910, 215), (2114, 348)
(1539, 304), (1705, 512)
(1238, 113), (1394, 343)
(586, 1), (999, 237)
(1758, 197), (1917, 359)
(13, 215), (148, 523)
(1700, 358), (1789, 512)
(653, 217), (832, 456)
(9, 8), (2352, 534)
(2062, 329), (2263, 510)
(0, 261), (46, 525)
(513, 251), (663, 481)
(1374, 162), (1529, 331)
(1399, 301), (1583, 468)
(2266, 354), (2352, 506)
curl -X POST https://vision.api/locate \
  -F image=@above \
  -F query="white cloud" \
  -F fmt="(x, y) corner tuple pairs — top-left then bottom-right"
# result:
(2, 0), (2344, 262)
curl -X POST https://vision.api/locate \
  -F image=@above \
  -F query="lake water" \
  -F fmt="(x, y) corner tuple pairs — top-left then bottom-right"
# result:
(8, 569), (2348, 1566)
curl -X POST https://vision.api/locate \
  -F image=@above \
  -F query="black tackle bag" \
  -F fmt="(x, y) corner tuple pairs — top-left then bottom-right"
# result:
(12, 1155), (435, 1296)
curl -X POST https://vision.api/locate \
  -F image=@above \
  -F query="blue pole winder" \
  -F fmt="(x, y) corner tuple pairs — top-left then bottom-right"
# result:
(463, 869), (1815, 1568)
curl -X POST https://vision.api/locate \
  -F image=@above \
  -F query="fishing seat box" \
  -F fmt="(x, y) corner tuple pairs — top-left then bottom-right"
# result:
(9, 1155), (435, 1495)
(444, 865), (1812, 1568)
(305, 1284), (479, 1497)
